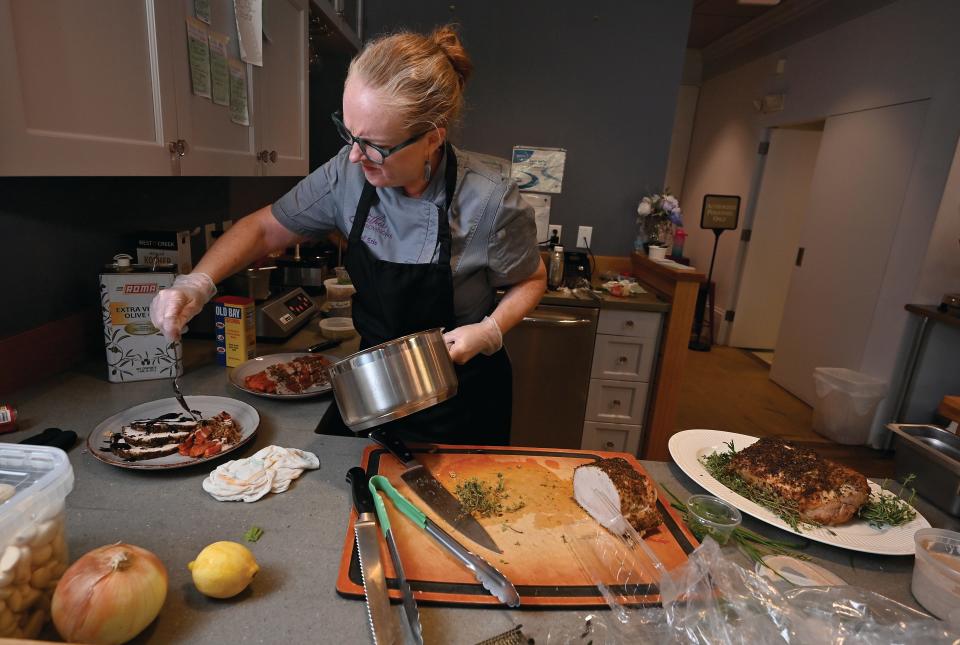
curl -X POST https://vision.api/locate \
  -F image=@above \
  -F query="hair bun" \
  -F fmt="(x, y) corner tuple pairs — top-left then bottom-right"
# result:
(430, 24), (473, 85)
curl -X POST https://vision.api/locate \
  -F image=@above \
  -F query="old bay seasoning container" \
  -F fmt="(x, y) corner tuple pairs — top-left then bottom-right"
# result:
(100, 254), (182, 382)
(0, 404), (17, 433)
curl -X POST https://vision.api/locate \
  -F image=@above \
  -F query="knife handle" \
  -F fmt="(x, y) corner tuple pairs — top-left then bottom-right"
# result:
(369, 428), (415, 465)
(346, 467), (375, 516)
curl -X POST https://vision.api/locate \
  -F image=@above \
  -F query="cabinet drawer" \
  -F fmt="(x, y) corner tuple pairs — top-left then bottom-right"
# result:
(591, 334), (656, 381)
(581, 421), (642, 455)
(586, 379), (649, 424)
(598, 309), (660, 338)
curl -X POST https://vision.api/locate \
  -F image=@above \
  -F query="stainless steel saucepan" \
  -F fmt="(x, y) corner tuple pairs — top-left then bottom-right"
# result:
(326, 328), (457, 431)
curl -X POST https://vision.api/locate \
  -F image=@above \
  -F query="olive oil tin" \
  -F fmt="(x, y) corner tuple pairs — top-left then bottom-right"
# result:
(99, 255), (182, 382)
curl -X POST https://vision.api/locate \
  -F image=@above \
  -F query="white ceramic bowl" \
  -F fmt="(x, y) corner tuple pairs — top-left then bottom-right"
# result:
(319, 317), (355, 340)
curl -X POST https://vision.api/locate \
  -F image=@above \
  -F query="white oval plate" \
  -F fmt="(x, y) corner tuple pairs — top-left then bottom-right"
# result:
(228, 352), (337, 400)
(88, 396), (259, 470)
(668, 429), (929, 555)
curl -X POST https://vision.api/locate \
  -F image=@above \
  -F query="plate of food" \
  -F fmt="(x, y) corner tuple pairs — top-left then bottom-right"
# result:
(228, 352), (337, 399)
(88, 396), (259, 470)
(668, 429), (929, 555)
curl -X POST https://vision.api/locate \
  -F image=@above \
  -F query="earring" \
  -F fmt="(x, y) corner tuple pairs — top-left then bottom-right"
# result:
(423, 159), (432, 182)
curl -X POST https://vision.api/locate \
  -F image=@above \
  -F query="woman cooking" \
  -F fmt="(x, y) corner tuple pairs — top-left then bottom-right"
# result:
(150, 25), (546, 445)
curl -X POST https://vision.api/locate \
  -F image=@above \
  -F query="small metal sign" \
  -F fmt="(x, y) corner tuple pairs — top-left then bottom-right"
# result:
(701, 194), (741, 230)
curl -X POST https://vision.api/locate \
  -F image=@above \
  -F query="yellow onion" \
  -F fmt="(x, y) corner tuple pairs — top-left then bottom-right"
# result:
(51, 542), (168, 645)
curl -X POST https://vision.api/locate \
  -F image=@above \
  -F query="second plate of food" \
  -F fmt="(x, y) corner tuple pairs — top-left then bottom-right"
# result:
(668, 429), (930, 555)
(229, 352), (338, 399)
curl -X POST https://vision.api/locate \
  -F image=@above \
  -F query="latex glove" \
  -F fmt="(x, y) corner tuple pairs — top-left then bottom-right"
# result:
(443, 316), (502, 365)
(149, 272), (217, 341)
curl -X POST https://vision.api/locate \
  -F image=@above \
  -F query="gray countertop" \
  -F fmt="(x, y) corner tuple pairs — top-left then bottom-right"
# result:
(4, 322), (955, 643)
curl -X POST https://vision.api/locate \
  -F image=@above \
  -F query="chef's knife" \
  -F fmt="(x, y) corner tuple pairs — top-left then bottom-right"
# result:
(369, 428), (502, 554)
(369, 479), (424, 645)
(346, 467), (401, 645)
(369, 475), (520, 607)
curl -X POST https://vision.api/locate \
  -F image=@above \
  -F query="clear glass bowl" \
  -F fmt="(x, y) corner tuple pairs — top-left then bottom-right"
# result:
(687, 494), (742, 545)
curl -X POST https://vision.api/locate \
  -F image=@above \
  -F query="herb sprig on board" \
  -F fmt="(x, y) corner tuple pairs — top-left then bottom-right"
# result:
(454, 473), (525, 520)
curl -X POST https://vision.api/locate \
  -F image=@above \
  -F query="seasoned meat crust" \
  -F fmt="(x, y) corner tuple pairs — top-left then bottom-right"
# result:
(726, 438), (869, 525)
(574, 458), (661, 535)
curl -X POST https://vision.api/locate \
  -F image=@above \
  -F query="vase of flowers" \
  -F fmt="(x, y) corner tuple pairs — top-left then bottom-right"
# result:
(636, 191), (683, 254)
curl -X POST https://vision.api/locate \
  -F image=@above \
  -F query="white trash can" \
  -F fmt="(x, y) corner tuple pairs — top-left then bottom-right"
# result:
(812, 367), (888, 445)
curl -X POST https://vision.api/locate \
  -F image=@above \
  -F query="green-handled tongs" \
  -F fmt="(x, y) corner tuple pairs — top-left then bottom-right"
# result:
(369, 475), (521, 608)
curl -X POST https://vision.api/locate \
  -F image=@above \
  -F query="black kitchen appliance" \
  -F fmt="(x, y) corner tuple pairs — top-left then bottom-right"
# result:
(563, 249), (592, 287)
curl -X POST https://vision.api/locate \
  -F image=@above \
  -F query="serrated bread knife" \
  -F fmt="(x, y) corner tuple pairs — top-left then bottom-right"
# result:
(369, 428), (502, 554)
(347, 467), (401, 645)
(369, 475), (520, 607)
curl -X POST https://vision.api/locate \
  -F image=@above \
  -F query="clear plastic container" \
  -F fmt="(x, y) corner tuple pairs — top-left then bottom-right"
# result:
(812, 367), (887, 445)
(912, 528), (960, 619)
(323, 277), (356, 304)
(686, 494), (741, 545)
(0, 444), (74, 639)
(319, 317), (355, 340)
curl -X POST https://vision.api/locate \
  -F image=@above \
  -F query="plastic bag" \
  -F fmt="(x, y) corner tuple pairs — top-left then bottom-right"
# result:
(524, 537), (959, 644)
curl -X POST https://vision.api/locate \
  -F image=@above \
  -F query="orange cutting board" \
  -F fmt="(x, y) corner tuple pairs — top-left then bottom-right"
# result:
(335, 444), (698, 607)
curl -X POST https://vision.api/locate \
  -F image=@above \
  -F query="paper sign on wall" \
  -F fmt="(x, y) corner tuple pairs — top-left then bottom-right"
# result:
(228, 59), (250, 126)
(186, 17), (211, 99)
(194, 0), (211, 24)
(521, 193), (552, 244)
(208, 32), (231, 106)
(511, 146), (567, 194)
(234, 0), (263, 67)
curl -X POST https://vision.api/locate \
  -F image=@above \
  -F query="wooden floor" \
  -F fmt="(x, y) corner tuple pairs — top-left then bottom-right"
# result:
(676, 345), (894, 478)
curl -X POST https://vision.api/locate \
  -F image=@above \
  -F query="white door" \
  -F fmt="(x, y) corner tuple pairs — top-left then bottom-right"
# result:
(168, 0), (259, 175)
(770, 101), (928, 405)
(0, 0), (178, 175)
(729, 127), (822, 350)
(256, 0), (309, 176)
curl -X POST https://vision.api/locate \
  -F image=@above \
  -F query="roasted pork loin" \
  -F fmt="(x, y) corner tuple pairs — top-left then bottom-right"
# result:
(726, 438), (870, 525)
(574, 458), (661, 535)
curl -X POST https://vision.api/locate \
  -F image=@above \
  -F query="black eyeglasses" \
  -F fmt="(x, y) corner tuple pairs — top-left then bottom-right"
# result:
(331, 111), (429, 164)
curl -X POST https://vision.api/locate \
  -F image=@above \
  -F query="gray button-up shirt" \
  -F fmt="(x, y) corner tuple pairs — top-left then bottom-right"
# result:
(272, 145), (541, 325)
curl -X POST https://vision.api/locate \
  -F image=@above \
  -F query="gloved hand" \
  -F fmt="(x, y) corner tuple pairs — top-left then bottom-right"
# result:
(149, 273), (217, 342)
(443, 316), (502, 365)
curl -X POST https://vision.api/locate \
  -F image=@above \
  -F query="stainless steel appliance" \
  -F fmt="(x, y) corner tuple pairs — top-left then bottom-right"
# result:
(504, 303), (599, 448)
(327, 328), (458, 431)
(888, 423), (960, 516)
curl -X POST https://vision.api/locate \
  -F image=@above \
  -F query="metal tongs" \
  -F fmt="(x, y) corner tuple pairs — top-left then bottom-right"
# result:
(368, 475), (520, 608)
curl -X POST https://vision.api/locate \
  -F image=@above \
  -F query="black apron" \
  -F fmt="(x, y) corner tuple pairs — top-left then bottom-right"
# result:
(316, 144), (512, 445)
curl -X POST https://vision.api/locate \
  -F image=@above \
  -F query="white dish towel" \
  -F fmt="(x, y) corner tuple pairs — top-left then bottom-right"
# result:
(202, 445), (320, 502)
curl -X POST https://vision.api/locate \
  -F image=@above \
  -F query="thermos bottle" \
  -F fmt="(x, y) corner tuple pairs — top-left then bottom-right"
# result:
(548, 245), (565, 290)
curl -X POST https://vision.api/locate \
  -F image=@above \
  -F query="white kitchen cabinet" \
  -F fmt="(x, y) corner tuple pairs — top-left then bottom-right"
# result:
(0, 0), (307, 176)
(581, 310), (661, 455)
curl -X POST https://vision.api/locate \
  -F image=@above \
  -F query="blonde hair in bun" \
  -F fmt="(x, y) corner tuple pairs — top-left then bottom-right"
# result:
(347, 25), (473, 132)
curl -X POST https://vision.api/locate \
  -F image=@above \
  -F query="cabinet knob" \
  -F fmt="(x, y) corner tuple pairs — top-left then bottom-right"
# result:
(625, 320), (634, 327)
(604, 441), (615, 449)
(617, 356), (628, 364)
(269, 150), (278, 163)
(257, 150), (269, 162)
(168, 139), (187, 157)
(611, 399), (621, 407)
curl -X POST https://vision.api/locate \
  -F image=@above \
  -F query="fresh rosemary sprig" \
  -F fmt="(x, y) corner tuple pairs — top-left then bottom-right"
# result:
(858, 474), (918, 528)
(661, 484), (809, 574)
(699, 441), (817, 532)
(244, 525), (264, 543)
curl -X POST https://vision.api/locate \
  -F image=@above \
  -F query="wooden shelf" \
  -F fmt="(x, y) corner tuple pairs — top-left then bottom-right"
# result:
(905, 304), (960, 331)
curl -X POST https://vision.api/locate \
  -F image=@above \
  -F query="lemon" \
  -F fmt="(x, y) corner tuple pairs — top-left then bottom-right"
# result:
(188, 541), (260, 598)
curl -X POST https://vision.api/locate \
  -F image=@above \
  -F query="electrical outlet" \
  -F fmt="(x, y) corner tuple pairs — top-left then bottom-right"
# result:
(577, 226), (593, 249)
(548, 224), (562, 246)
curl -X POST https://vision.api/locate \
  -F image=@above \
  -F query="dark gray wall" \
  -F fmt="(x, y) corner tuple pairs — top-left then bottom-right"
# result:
(363, 0), (693, 255)
(0, 177), (297, 339)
